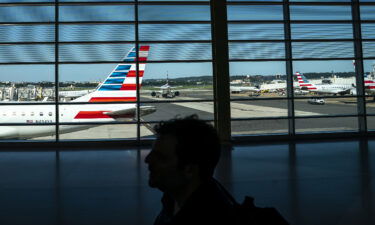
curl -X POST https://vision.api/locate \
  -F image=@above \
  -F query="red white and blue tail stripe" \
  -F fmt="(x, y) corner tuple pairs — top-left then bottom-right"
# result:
(295, 72), (317, 90)
(73, 46), (150, 103)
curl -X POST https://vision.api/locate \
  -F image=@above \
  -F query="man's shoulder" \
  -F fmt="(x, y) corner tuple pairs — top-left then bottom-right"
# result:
(201, 179), (234, 205)
(185, 178), (236, 215)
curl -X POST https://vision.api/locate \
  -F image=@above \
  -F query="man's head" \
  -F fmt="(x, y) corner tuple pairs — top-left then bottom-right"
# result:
(145, 115), (221, 193)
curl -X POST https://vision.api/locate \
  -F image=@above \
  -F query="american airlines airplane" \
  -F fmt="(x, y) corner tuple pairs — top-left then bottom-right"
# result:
(0, 45), (156, 139)
(365, 79), (375, 94)
(295, 72), (356, 95)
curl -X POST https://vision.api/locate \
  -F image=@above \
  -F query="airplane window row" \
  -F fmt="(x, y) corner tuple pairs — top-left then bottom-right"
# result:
(1, 112), (55, 117)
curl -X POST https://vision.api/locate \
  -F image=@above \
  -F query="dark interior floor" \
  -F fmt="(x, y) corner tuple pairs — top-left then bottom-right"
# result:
(0, 138), (374, 225)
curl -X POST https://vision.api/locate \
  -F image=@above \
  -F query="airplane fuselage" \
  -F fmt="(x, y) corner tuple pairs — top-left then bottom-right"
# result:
(0, 104), (135, 139)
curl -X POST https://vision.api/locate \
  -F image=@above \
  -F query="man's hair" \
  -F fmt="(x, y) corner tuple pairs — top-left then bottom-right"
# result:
(154, 115), (221, 180)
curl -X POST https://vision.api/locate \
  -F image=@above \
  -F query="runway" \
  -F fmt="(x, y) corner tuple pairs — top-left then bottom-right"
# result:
(31, 91), (375, 140)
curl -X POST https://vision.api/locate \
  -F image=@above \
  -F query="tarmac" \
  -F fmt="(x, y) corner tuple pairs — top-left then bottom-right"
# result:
(28, 91), (375, 140)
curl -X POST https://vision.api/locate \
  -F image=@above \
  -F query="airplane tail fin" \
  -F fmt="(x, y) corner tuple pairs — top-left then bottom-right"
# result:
(73, 45), (150, 103)
(295, 72), (316, 90)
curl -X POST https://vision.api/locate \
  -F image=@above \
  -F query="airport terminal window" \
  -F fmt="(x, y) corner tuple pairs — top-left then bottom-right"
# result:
(0, 0), (373, 143)
(227, 0), (373, 136)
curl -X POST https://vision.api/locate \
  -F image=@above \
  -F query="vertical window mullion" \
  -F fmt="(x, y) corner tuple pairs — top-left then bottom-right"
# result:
(135, 1), (140, 144)
(284, 0), (295, 136)
(352, 0), (367, 133)
(211, 0), (231, 144)
(55, 0), (60, 142)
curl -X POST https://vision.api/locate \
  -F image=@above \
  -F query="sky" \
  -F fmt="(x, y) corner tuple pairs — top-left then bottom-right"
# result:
(0, 2), (374, 82)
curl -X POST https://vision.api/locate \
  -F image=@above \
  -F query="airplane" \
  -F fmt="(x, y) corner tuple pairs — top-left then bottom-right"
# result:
(295, 72), (356, 95)
(364, 79), (375, 94)
(59, 89), (94, 101)
(230, 85), (260, 94)
(151, 72), (180, 98)
(0, 45), (156, 139)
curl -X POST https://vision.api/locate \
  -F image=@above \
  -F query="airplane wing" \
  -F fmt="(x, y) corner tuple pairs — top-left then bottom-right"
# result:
(104, 106), (156, 118)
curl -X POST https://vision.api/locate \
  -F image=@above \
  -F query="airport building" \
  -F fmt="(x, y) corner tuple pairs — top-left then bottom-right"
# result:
(0, 1), (374, 225)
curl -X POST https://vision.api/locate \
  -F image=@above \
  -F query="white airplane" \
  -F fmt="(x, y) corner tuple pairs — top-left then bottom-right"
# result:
(0, 45), (156, 139)
(295, 72), (356, 95)
(59, 89), (94, 100)
(230, 85), (260, 94)
(151, 72), (180, 98)
(365, 79), (375, 94)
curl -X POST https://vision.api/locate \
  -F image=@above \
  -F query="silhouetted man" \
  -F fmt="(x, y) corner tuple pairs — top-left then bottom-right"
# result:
(145, 115), (236, 225)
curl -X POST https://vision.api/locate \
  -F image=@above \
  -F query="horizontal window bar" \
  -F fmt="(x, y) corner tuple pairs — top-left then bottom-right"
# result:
(229, 39), (354, 42)
(227, 2), (352, 6)
(4, 39), (371, 45)
(0, 121), (138, 126)
(231, 114), (359, 121)
(230, 95), (368, 101)
(0, 1), (211, 6)
(0, 40), (212, 45)
(140, 119), (214, 124)
(0, 59), (213, 65)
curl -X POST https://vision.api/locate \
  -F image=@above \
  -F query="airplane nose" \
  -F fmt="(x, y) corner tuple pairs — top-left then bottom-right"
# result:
(0, 127), (19, 139)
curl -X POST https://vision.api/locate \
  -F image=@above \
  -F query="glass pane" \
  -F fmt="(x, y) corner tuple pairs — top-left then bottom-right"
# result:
(140, 122), (156, 140)
(228, 24), (284, 40)
(227, 5), (283, 21)
(0, 25), (54, 43)
(139, 5), (210, 21)
(0, 64), (54, 84)
(0, 44), (54, 63)
(290, 6), (352, 20)
(361, 23), (375, 39)
(139, 43), (212, 61)
(59, 44), (134, 62)
(142, 101), (214, 122)
(292, 42), (354, 59)
(0, 125), (56, 141)
(0, 66), (56, 140)
(295, 117), (358, 133)
(60, 24), (135, 42)
(294, 97), (358, 116)
(231, 99), (288, 118)
(363, 42), (375, 58)
(141, 62), (213, 101)
(231, 119), (288, 135)
(0, 65), (55, 140)
(291, 24), (353, 40)
(0, 6), (54, 22)
(139, 24), (211, 41)
(364, 60), (375, 114)
(229, 42), (285, 60)
(293, 60), (357, 97)
(60, 6), (134, 22)
(368, 116), (375, 131)
(229, 61), (286, 100)
(59, 123), (137, 140)
(361, 6), (375, 20)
